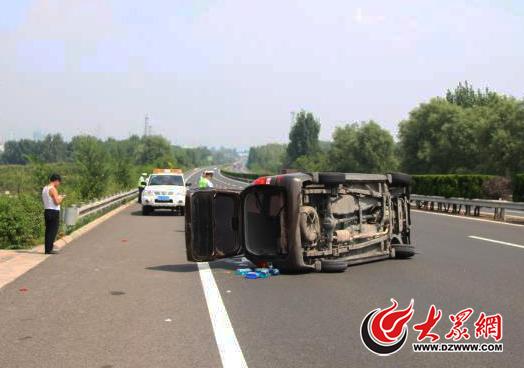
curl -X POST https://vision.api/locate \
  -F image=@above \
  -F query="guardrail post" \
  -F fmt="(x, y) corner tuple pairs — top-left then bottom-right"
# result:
(410, 194), (523, 223)
(64, 206), (79, 226)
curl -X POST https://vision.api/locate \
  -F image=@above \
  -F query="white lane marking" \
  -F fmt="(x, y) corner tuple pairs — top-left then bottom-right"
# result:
(184, 168), (202, 182)
(197, 262), (248, 368)
(412, 209), (524, 228)
(468, 235), (524, 250)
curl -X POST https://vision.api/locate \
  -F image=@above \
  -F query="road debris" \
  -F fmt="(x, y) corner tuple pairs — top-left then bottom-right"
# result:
(235, 266), (280, 279)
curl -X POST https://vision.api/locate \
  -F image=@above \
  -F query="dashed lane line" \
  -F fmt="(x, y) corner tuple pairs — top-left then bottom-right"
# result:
(197, 262), (248, 368)
(468, 235), (524, 250)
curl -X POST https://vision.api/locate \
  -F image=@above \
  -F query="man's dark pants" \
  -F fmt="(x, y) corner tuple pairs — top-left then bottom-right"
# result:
(44, 209), (60, 253)
(138, 187), (144, 203)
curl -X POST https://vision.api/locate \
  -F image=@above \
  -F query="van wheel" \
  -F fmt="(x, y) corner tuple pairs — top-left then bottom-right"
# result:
(393, 244), (415, 259)
(388, 172), (411, 187)
(299, 206), (320, 243)
(318, 172), (346, 185)
(320, 259), (347, 273)
(142, 206), (152, 216)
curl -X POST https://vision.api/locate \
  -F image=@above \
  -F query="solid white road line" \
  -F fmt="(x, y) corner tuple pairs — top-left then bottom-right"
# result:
(468, 235), (524, 250)
(185, 168), (202, 182)
(412, 209), (524, 227)
(197, 262), (248, 368)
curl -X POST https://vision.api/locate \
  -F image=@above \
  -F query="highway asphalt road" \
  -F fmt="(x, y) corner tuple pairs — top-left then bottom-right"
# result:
(1, 168), (523, 367)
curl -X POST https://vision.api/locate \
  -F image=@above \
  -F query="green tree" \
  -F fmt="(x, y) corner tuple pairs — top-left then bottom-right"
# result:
(476, 97), (524, 175)
(400, 82), (523, 175)
(293, 152), (328, 172)
(40, 134), (68, 162)
(72, 136), (111, 199)
(25, 155), (52, 194)
(112, 147), (135, 189)
(329, 121), (397, 173)
(446, 80), (499, 108)
(0, 139), (39, 164)
(286, 110), (321, 166)
(247, 143), (287, 173)
(136, 135), (173, 166)
(398, 98), (479, 174)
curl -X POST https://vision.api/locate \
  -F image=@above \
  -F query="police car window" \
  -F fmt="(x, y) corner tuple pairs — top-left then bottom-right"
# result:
(148, 175), (183, 186)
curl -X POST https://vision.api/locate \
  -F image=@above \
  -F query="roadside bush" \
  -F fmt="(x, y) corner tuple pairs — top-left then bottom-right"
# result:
(412, 175), (495, 198)
(513, 174), (524, 202)
(0, 195), (44, 249)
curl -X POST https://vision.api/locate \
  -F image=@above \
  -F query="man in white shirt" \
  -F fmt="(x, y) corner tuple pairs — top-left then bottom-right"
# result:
(42, 173), (65, 254)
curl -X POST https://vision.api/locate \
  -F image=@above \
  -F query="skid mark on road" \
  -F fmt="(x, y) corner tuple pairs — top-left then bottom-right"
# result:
(468, 235), (524, 250)
(197, 262), (248, 368)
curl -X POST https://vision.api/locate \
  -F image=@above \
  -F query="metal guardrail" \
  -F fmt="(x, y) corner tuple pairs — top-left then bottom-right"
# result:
(411, 194), (524, 221)
(218, 169), (253, 183)
(64, 189), (138, 226)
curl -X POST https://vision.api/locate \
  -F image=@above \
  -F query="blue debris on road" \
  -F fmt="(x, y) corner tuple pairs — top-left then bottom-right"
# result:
(236, 267), (280, 279)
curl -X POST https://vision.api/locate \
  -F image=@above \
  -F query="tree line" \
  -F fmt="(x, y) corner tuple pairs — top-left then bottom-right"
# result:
(1, 134), (237, 168)
(247, 82), (524, 177)
(0, 134), (238, 200)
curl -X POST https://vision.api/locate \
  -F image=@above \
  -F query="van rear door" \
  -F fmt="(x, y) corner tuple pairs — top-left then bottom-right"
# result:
(185, 189), (243, 262)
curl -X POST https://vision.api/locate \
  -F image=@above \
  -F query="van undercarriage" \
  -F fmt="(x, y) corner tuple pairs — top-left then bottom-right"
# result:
(185, 172), (414, 273)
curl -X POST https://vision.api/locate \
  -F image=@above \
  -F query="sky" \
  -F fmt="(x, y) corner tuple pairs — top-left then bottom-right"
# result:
(1, 0), (523, 147)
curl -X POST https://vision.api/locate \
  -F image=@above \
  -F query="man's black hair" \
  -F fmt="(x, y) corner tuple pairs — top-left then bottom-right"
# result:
(49, 173), (62, 182)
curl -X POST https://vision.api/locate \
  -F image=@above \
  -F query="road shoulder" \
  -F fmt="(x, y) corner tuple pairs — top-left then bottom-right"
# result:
(0, 200), (136, 290)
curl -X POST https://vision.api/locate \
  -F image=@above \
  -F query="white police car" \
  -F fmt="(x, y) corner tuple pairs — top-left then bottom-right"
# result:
(141, 169), (190, 215)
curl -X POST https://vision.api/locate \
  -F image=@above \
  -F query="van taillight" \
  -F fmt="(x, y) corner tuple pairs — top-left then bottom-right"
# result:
(252, 176), (269, 185)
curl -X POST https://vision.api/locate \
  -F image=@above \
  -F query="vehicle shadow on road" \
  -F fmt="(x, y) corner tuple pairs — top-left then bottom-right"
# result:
(146, 257), (253, 273)
(130, 210), (183, 217)
(146, 263), (237, 273)
(146, 264), (199, 272)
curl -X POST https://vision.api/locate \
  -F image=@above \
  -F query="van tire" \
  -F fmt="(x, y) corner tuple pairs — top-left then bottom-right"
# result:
(299, 206), (320, 243)
(393, 244), (415, 259)
(388, 172), (411, 187)
(320, 259), (348, 273)
(318, 172), (346, 185)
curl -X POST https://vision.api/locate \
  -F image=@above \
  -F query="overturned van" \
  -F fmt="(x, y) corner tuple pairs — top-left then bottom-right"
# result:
(185, 172), (414, 273)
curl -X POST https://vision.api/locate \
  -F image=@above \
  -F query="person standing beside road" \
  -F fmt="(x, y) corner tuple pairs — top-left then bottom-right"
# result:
(198, 170), (214, 189)
(138, 172), (148, 203)
(42, 174), (65, 254)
